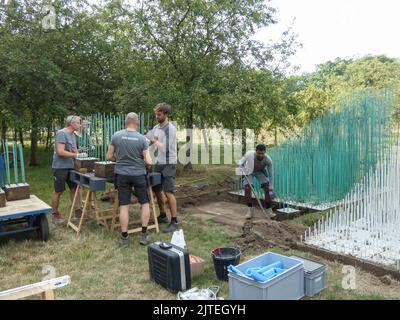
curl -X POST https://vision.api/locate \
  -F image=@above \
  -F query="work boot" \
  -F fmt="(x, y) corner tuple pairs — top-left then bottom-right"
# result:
(119, 235), (129, 248)
(140, 232), (150, 246)
(163, 221), (180, 233)
(265, 208), (276, 218)
(245, 207), (254, 219)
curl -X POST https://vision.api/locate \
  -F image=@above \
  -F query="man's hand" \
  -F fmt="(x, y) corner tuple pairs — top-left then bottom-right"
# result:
(235, 166), (249, 176)
(150, 137), (160, 146)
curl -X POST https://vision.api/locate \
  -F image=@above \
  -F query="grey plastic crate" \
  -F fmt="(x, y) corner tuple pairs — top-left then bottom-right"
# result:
(289, 255), (326, 297)
(228, 252), (304, 300)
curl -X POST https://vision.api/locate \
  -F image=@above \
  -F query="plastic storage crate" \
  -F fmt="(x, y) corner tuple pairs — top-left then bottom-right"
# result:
(228, 252), (304, 300)
(289, 255), (326, 297)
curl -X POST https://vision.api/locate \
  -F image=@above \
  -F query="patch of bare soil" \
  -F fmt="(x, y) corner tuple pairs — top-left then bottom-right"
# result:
(176, 180), (233, 207)
(180, 197), (307, 250)
(237, 218), (307, 253)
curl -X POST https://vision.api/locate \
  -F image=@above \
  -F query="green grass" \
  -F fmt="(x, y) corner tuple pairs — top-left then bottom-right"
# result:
(1, 146), (399, 300)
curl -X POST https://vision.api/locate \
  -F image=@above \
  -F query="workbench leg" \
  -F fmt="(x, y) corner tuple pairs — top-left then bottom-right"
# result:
(67, 185), (80, 226)
(77, 190), (91, 235)
(94, 192), (109, 230)
(41, 289), (55, 300)
(111, 190), (118, 231)
(90, 192), (96, 217)
(148, 186), (159, 233)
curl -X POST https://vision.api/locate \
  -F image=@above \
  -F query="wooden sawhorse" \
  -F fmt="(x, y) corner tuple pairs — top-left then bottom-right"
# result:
(109, 181), (160, 235)
(67, 171), (159, 235)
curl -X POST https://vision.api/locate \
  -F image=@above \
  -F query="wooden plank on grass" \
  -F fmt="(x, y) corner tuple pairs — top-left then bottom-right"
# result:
(0, 276), (70, 300)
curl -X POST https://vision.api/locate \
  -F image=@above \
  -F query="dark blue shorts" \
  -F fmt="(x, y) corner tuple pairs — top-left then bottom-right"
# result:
(117, 174), (149, 206)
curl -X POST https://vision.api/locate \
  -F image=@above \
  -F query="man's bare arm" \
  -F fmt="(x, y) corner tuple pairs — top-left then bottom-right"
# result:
(107, 144), (116, 162)
(56, 143), (77, 159)
(143, 149), (152, 167)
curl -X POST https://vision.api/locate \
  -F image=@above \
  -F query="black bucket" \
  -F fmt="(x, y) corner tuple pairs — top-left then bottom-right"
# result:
(211, 247), (241, 281)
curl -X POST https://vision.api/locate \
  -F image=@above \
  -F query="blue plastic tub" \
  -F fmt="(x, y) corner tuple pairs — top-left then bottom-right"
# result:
(228, 252), (304, 300)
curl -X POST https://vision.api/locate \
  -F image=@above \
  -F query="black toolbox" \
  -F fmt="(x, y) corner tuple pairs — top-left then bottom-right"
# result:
(148, 242), (191, 293)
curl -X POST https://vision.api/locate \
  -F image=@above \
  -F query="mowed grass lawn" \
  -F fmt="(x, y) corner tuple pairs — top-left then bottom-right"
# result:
(0, 146), (237, 299)
(1, 147), (399, 300)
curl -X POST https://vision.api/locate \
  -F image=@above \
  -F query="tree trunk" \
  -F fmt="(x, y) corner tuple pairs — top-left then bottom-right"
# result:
(46, 125), (52, 150)
(241, 128), (247, 155)
(1, 119), (7, 146)
(184, 102), (194, 171)
(30, 111), (39, 166)
(274, 127), (278, 146)
(19, 128), (24, 147)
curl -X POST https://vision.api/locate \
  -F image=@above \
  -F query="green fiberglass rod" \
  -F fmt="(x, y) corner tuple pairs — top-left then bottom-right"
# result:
(19, 143), (26, 183)
(4, 139), (10, 185)
(13, 141), (18, 184)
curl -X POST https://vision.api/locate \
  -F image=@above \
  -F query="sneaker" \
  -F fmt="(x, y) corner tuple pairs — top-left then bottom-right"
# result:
(157, 215), (169, 224)
(245, 207), (254, 219)
(163, 221), (180, 233)
(119, 235), (129, 248)
(140, 232), (150, 246)
(52, 211), (62, 223)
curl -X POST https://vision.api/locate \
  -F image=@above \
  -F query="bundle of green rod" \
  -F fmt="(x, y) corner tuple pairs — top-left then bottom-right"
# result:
(232, 92), (396, 205)
(1, 139), (30, 202)
(76, 112), (154, 161)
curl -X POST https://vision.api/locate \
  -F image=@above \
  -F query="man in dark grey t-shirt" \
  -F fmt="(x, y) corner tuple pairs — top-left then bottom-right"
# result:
(107, 112), (153, 246)
(51, 116), (83, 222)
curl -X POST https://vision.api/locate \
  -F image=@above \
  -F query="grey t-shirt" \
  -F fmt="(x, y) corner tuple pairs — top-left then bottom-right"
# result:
(52, 128), (77, 169)
(146, 122), (177, 165)
(110, 129), (149, 176)
(239, 150), (274, 189)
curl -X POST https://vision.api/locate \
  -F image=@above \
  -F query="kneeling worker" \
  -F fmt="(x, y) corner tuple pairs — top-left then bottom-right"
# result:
(107, 112), (153, 246)
(237, 144), (275, 219)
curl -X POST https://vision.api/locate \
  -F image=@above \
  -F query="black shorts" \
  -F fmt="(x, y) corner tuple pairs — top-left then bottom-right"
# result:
(117, 174), (149, 206)
(53, 169), (77, 193)
(152, 164), (176, 194)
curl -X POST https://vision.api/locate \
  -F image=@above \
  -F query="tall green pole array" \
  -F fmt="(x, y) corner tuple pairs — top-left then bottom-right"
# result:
(231, 92), (396, 206)
(77, 112), (152, 161)
(267, 92), (395, 205)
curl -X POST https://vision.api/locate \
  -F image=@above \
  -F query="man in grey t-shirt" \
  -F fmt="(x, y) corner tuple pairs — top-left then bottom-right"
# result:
(107, 112), (153, 246)
(51, 116), (83, 222)
(146, 103), (179, 233)
(237, 144), (275, 219)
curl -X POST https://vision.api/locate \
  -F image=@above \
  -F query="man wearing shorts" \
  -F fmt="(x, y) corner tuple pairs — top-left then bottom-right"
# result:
(51, 116), (83, 222)
(237, 144), (275, 219)
(146, 103), (179, 233)
(107, 112), (152, 246)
